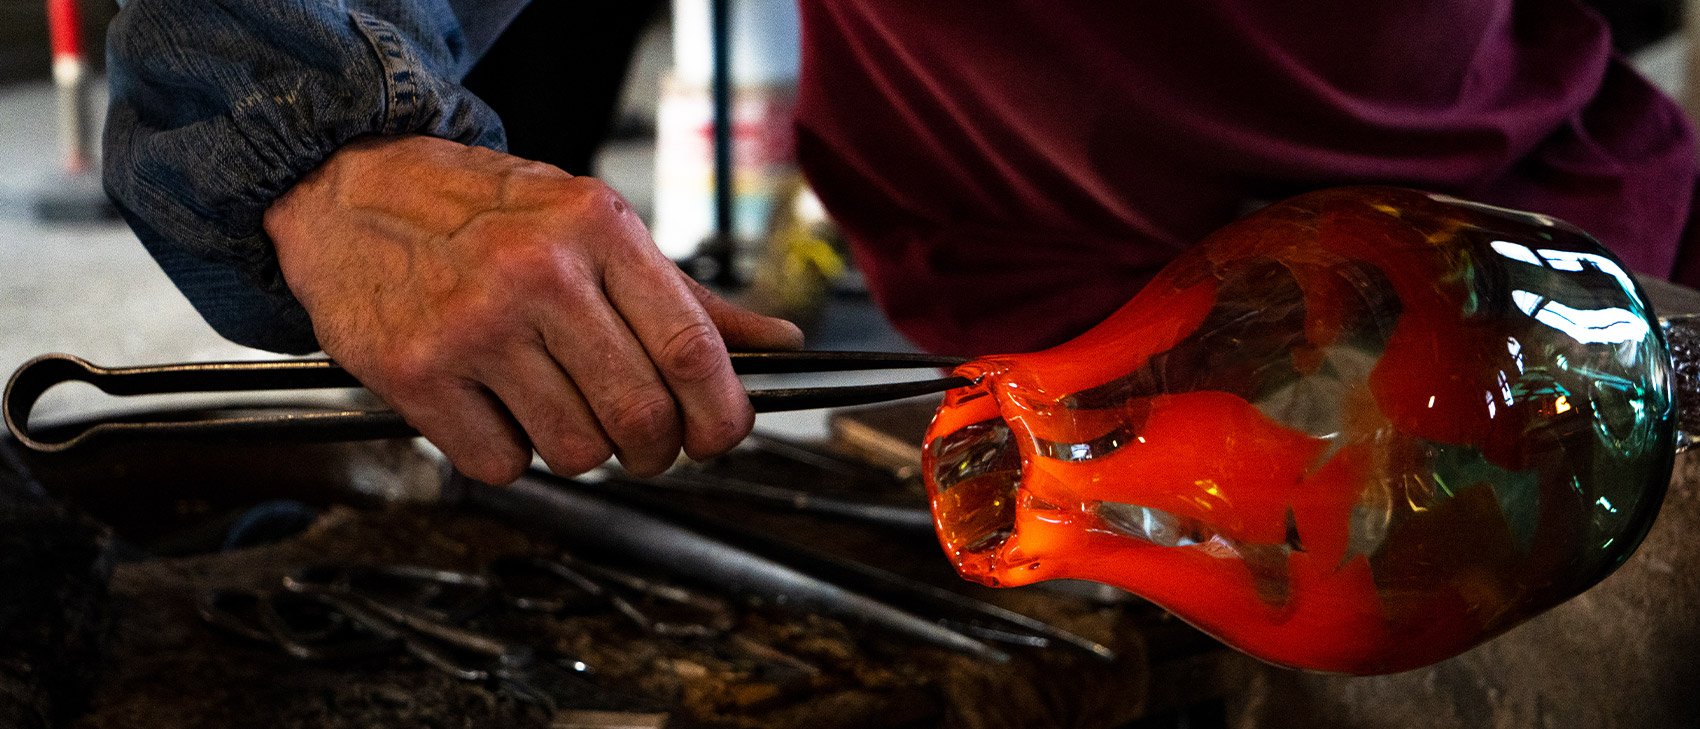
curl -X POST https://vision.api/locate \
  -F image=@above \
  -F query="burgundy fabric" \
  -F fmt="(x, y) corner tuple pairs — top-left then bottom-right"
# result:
(794, 1), (1700, 356)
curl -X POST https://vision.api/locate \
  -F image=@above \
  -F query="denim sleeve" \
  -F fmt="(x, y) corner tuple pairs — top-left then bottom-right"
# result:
(103, 0), (515, 354)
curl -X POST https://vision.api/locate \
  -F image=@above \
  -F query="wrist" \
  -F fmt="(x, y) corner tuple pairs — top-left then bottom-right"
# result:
(263, 135), (435, 248)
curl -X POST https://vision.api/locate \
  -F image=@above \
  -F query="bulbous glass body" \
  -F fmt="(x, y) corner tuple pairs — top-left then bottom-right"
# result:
(923, 187), (1674, 674)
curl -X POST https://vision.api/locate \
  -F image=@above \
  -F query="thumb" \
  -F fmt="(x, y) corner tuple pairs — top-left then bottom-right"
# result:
(682, 275), (805, 351)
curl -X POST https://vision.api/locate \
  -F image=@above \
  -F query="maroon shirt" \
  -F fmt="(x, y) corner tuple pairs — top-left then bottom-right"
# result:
(794, 1), (1699, 355)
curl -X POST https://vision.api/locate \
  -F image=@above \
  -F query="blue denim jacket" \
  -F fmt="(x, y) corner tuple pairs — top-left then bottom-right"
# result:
(103, 0), (529, 353)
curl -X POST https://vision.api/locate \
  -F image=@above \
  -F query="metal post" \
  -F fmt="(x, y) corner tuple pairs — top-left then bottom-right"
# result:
(710, 0), (737, 285)
(33, 0), (113, 222)
(46, 0), (91, 174)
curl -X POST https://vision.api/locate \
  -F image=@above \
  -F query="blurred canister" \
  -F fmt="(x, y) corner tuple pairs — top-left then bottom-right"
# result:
(653, 0), (801, 272)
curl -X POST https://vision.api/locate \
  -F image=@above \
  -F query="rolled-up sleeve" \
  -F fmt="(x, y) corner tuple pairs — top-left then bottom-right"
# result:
(103, 0), (510, 353)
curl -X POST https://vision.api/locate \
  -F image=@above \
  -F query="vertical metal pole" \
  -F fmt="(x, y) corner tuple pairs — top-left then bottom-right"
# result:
(46, 0), (91, 174)
(34, 0), (113, 223)
(710, 0), (737, 285)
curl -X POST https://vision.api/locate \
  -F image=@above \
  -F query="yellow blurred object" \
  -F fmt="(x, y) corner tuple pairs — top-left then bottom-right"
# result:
(744, 174), (847, 328)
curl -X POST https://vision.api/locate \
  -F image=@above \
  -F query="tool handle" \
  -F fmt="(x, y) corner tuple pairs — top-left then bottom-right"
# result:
(735, 350), (971, 412)
(3, 353), (410, 452)
(745, 377), (970, 412)
(727, 350), (967, 374)
(4, 352), (971, 452)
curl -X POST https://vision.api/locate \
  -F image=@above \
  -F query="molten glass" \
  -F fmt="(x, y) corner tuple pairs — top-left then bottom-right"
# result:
(923, 187), (1674, 674)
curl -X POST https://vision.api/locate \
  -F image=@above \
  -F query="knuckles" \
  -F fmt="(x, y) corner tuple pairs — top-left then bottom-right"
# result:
(602, 385), (679, 445)
(370, 339), (450, 398)
(530, 409), (615, 476)
(463, 185), (626, 300)
(507, 174), (625, 227)
(655, 323), (750, 459)
(554, 177), (630, 222)
(658, 322), (728, 385)
(599, 384), (682, 477)
(484, 238), (589, 297)
(540, 178), (649, 255)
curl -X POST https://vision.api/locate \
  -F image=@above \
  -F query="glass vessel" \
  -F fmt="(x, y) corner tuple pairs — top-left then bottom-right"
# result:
(923, 187), (1676, 674)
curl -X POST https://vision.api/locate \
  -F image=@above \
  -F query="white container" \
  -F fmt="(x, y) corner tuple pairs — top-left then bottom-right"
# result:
(670, 0), (800, 86)
(653, 0), (801, 261)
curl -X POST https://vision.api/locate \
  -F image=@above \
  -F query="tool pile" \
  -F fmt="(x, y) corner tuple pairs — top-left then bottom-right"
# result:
(3, 410), (1225, 728)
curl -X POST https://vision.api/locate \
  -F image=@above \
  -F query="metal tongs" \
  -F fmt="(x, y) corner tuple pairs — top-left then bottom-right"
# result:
(4, 351), (971, 453)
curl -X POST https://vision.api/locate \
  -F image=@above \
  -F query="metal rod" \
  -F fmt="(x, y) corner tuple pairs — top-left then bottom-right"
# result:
(5, 352), (969, 453)
(746, 376), (970, 412)
(600, 468), (935, 531)
(728, 350), (968, 374)
(464, 473), (1011, 662)
(710, 0), (736, 286)
(572, 474), (1118, 662)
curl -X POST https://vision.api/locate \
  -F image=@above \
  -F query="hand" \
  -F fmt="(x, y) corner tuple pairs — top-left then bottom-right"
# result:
(265, 135), (803, 484)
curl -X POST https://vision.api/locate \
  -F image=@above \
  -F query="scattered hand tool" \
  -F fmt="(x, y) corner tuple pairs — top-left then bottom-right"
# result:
(197, 561), (667, 720)
(461, 470), (1117, 664)
(490, 554), (735, 639)
(578, 469), (1117, 662)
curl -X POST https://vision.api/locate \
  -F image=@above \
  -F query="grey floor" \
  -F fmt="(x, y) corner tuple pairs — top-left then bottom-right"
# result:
(0, 35), (1686, 438)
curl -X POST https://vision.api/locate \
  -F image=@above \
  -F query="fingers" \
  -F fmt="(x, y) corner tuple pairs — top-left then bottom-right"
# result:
(681, 274), (806, 351)
(287, 158), (796, 479)
(603, 257), (756, 462)
(500, 268), (800, 472)
(382, 374), (531, 486)
(538, 283), (686, 477)
(478, 344), (612, 476)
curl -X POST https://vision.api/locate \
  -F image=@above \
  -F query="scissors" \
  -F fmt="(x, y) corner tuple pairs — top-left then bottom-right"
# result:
(198, 562), (648, 713)
(487, 554), (735, 639)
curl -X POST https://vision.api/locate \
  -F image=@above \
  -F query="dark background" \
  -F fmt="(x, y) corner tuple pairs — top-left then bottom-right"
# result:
(1590, 0), (1686, 52)
(0, 0), (115, 85)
